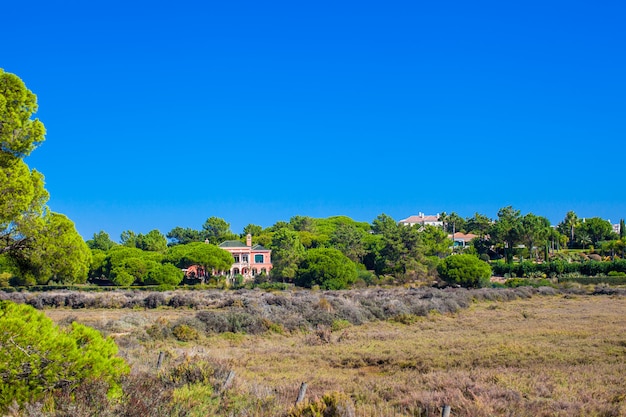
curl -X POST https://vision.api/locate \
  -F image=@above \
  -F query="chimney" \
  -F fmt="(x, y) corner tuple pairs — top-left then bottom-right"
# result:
(246, 233), (252, 247)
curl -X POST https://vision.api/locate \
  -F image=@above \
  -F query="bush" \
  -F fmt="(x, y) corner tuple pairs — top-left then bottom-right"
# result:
(172, 324), (199, 342)
(295, 248), (358, 290)
(437, 254), (491, 288)
(0, 301), (129, 413)
(288, 391), (355, 417)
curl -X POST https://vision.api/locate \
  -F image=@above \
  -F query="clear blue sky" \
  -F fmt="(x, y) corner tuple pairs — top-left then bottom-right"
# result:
(5, 0), (626, 240)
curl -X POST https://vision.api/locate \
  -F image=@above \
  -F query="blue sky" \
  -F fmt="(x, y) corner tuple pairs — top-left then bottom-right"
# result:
(5, 0), (625, 240)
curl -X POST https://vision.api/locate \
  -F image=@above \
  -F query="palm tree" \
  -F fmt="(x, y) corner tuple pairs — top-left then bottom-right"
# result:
(577, 230), (591, 249)
(563, 211), (579, 249)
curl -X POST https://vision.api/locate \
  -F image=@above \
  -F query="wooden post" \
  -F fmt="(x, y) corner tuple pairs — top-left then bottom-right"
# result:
(441, 404), (451, 417)
(295, 382), (308, 405)
(156, 351), (164, 370)
(220, 370), (235, 394)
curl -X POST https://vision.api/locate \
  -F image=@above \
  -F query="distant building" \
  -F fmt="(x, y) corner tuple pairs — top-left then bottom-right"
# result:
(612, 223), (621, 236)
(449, 232), (477, 248)
(399, 212), (443, 228)
(218, 234), (272, 280)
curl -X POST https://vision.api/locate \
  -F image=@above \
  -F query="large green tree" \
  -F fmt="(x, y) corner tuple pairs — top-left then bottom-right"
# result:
(329, 222), (367, 263)
(166, 226), (203, 245)
(519, 213), (551, 261)
(371, 214), (428, 280)
(1, 70), (89, 284)
(490, 206), (522, 262)
(165, 242), (233, 282)
(269, 228), (305, 281)
(557, 211), (580, 249)
(0, 69), (48, 255)
(202, 217), (237, 244)
(577, 217), (618, 247)
(11, 213), (91, 285)
(86, 230), (117, 251)
(465, 212), (492, 238)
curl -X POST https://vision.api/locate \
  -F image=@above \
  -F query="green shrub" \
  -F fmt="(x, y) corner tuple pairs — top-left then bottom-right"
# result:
(437, 254), (491, 288)
(0, 301), (129, 412)
(295, 248), (358, 290)
(288, 391), (355, 417)
(331, 319), (351, 332)
(172, 324), (200, 342)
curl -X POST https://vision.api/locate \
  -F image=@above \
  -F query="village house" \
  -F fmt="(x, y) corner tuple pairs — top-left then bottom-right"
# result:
(218, 234), (272, 280)
(398, 213), (443, 228)
(449, 232), (478, 248)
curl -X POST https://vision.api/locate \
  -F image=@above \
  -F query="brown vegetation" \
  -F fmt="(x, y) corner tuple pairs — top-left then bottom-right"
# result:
(6, 287), (626, 416)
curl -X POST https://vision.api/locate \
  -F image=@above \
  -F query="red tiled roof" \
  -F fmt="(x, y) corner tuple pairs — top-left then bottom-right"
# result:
(449, 232), (477, 241)
(400, 215), (441, 224)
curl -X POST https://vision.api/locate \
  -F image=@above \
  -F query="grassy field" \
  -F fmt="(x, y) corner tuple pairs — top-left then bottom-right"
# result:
(37, 290), (626, 417)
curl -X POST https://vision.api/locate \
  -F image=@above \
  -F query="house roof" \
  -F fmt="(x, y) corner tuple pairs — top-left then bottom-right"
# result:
(449, 232), (477, 242)
(399, 214), (441, 224)
(218, 240), (248, 248)
(218, 240), (271, 251)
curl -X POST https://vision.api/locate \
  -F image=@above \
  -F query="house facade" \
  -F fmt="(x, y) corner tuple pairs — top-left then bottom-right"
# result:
(218, 234), (272, 280)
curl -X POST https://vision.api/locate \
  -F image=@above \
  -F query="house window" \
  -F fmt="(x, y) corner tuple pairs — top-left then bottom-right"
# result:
(254, 254), (264, 263)
(242, 254), (249, 263)
(252, 268), (258, 276)
(233, 255), (240, 263)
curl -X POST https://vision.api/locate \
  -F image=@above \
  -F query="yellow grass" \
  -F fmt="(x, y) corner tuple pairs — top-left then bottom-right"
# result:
(45, 294), (626, 416)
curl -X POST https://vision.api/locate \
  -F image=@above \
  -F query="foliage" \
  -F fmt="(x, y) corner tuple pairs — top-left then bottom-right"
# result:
(120, 229), (168, 252)
(101, 246), (163, 286)
(371, 214), (429, 280)
(144, 263), (184, 286)
(10, 212), (91, 285)
(270, 228), (305, 280)
(202, 217), (237, 244)
(172, 324), (200, 342)
(437, 254), (491, 288)
(490, 206), (522, 262)
(288, 391), (355, 417)
(0, 70), (89, 286)
(0, 300), (129, 412)
(420, 224), (452, 258)
(295, 248), (358, 290)
(493, 259), (626, 279)
(577, 217), (618, 247)
(165, 242), (233, 276)
(166, 226), (203, 245)
(329, 222), (367, 263)
(86, 230), (117, 251)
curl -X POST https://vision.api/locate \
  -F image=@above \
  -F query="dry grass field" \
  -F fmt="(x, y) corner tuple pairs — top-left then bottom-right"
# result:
(37, 290), (626, 417)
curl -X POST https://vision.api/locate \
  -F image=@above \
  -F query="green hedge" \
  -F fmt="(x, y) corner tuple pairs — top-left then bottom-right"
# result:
(492, 259), (626, 278)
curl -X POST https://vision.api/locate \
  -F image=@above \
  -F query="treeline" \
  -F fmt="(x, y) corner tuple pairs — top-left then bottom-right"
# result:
(3, 208), (625, 289)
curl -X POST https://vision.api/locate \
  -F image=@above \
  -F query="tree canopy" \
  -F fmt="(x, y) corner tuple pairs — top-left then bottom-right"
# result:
(295, 247), (358, 290)
(0, 70), (90, 285)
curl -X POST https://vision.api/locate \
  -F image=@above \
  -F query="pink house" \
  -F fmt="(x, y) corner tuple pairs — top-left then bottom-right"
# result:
(218, 234), (272, 280)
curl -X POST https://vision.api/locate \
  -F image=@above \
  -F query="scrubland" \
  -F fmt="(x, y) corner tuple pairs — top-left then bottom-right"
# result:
(4, 286), (626, 416)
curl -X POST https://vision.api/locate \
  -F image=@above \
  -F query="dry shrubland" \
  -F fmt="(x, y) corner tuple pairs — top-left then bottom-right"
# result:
(4, 286), (626, 416)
